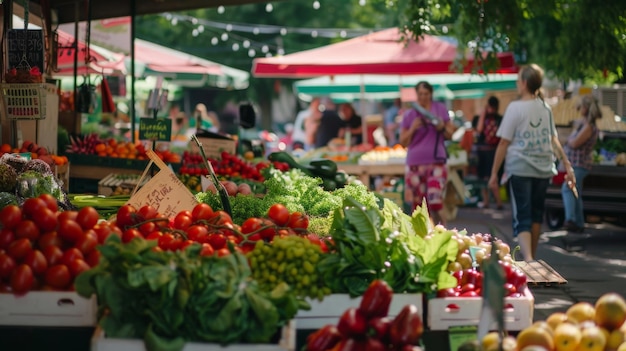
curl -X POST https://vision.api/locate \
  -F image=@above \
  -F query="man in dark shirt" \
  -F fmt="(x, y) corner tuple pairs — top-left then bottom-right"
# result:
(314, 108), (345, 148)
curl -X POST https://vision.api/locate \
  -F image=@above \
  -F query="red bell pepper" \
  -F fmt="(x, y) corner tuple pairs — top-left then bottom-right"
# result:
(358, 279), (393, 319)
(337, 307), (368, 337)
(368, 316), (391, 341)
(306, 324), (342, 351)
(388, 304), (424, 347)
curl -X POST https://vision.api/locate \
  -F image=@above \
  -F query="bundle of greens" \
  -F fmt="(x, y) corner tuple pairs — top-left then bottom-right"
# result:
(75, 236), (301, 351)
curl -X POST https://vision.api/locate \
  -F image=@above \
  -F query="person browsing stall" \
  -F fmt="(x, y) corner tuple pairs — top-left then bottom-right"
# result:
(399, 81), (457, 226)
(338, 103), (363, 145)
(488, 64), (576, 261)
(561, 95), (602, 232)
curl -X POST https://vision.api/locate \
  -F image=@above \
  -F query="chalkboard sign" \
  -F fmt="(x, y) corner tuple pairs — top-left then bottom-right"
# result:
(7, 29), (44, 73)
(139, 118), (172, 141)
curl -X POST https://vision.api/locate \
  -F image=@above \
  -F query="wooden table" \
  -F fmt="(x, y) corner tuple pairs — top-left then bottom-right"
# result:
(338, 162), (468, 220)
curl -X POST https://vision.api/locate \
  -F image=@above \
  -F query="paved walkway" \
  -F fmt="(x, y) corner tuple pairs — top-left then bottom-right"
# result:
(449, 204), (626, 321)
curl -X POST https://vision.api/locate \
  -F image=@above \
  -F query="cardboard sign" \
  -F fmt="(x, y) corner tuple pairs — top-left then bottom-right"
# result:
(139, 118), (172, 141)
(126, 149), (198, 218)
(7, 29), (44, 73)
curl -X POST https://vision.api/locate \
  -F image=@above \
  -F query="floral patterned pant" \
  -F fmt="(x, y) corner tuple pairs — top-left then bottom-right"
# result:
(404, 164), (448, 212)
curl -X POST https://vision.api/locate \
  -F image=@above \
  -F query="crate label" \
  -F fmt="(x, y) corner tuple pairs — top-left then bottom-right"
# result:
(139, 118), (171, 141)
(448, 325), (477, 351)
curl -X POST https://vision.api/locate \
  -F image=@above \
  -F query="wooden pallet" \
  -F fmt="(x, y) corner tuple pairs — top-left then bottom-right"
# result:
(514, 259), (568, 286)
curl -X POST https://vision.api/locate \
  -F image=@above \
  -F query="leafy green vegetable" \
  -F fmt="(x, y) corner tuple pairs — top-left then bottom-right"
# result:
(75, 236), (300, 351)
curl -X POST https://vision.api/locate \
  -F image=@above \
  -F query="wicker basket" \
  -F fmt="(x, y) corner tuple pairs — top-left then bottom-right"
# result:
(1, 83), (48, 120)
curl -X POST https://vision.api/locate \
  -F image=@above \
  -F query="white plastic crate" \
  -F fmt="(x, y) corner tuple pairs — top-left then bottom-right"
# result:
(427, 287), (534, 331)
(91, 321), (295, 351)
(0, 291), (97, 326)
(295, 293), (423, 329)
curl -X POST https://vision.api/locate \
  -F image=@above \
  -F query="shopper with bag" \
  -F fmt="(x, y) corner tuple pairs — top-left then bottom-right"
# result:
(399, 81), (456, 226)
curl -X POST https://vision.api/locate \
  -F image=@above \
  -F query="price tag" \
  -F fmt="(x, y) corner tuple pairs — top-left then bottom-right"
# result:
(139, 118), (172, 141)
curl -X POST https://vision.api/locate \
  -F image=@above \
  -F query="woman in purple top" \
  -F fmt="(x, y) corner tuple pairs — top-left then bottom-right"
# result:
(399, 81), (456, 225)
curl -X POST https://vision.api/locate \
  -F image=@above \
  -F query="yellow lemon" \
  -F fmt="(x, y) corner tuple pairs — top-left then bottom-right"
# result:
(516, 326), (555, 351)
(577, 325), (606, 351)
(566, 302), (596, 324)
(553, 323), (581, 351)
(546, 312), (569, 331)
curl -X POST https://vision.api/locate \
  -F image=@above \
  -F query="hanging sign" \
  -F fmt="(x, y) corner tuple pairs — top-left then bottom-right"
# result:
(7, 29), (44, 73)
(139, 118), (172, 141)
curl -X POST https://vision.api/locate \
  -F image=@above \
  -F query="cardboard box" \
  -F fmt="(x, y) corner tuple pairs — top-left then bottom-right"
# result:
(427, 287), (534, 331)
(91, 321), (295, 351)
(54, 162), (70, 192)
(295, 293), (422, 329)
(0, 291), (97, 327)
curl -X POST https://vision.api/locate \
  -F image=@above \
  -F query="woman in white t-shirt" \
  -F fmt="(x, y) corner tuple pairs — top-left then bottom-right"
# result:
(488, 64), (576, 261)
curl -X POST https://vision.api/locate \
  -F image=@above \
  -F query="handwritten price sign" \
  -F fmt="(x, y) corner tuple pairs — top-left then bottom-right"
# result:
(139, 118), (171, 141)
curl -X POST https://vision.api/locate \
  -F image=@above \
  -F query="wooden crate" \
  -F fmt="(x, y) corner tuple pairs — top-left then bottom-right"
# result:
(0, 291), (97, 327)
(54, 162), (70, 192)
(513, 259), (568, 286)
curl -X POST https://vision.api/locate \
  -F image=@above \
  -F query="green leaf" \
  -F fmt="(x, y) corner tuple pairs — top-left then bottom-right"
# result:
(144, 323), (186, 351)
(411, 199), (431, 237)
(74, 268), (98, 298)
(127, 265), (178, 292)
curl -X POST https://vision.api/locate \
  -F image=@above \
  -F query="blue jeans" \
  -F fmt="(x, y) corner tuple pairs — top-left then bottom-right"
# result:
(561, 166), (589, 227)
(509, 175), (551, 237)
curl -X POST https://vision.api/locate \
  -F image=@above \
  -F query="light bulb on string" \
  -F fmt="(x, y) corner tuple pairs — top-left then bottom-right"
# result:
(192, 29), (199, 37)
(313, 1), (320, 9)
(226, 24), (233, 32)
(243, 40), (250, 48)
(442, 25), (448, 34)
(171, 18), (178, 26)
(232, 43), (240, 51)
(211, 37), (219, 45)
(221, 33), (229, 41)
(265, 3), (273, 12)
(217, 6), (225, 14)
(248, 49), (256, 57)
(340, 30), (347, 38)
(164, 13), (172, 20)
(280, 28), (287, 36)
(266, 53), (273, 57)
(277, 48), (285, 55)
(191, 17), (198, 25)
(253, 28), (260, 35)
(198, 25), (204, 33)
(261, 45), (269, 53)
(311, 30), (318, 38)
(359, 0), (366, 5)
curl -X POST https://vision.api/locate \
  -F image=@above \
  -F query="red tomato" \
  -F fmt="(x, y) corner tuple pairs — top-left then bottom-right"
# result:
(7, 238), (32, 261)
(67, 259), (91, 277)
(145, 231), (163, 241)
(23, 250), (48, 276)
(15, 219), (41, 241)
(267, 204), (290, 226)
(167, 238), (183, 251)
(207, 234), (226, 250)
(179, 240), (195, 251)
(58, 219), (84, 243)
(33, 208), (58, 232)
(137, 205), (158, 221)
(93, 223), (113, 244)
(76, 207), (99, 230)
(287, 212), (309, 230)
(240, 217), (263, 234)
(116, 205), (137, 228)
(57, 210), (78, 222)
(436, 287), (460, 298)
(0, 228), (15, 250)
(173, 213), (192, 230)
(42, 245), (64, 266)
(22, 198), (47, 219)
(0, 205), (23, 230)
(199, 243), (215, 256)
(11, 264), (34, 294)
(0, 253), (16, 279)
(460, 283), (476, 293)
(86, 250), (101, 267)
(259, 219), (277, 241)
(61, 248), (84, 267)
(75, 230), (98, 255)
(192, 203), (214, 221)
(158, 234), (175, 250)
(138, 221), (157, 236)
(217, 247), (230, 257)
(211, 211), (233, 226)
(186, 225), (208, 242)
(38, 194), (59, 212)
(460, 290), (479, 297)
(122, 228), (142, 244)
(38, 231), (63, 249)
(45, 264), (71, 289)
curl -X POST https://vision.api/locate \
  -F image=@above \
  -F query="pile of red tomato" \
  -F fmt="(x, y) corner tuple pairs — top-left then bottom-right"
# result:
(0, 195), (120, 295)
(113, 202), (318, 258)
